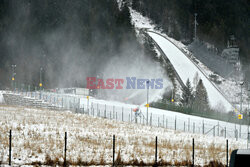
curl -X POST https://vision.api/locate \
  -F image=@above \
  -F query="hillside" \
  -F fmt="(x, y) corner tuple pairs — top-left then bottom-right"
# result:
(131, 0), (249, 62)
(129, 6), (250, 115)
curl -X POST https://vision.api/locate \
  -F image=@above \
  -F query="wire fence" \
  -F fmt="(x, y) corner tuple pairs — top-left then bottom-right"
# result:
(2, 90), (250, 142)
(0, 129), (232, 166)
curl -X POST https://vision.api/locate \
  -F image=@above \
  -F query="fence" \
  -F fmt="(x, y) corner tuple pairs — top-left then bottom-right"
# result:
(2, 90), (250, 142)
(1, 129), (231, 167)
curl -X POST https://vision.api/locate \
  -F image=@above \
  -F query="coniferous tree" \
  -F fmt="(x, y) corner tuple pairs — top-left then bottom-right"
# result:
(193, 79), (210, 112)
(181, 78), (193, 106)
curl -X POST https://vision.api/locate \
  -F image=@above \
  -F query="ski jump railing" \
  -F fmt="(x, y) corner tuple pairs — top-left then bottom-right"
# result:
(140, 29), (186, 89)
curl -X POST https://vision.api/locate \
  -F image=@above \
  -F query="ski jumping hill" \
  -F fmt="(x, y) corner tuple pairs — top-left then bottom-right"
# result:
(146, 31), (234, 112)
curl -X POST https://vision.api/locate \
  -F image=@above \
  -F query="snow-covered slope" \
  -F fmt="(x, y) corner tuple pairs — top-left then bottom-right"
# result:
(3, 91), (248, 139)
(147, 31), (234, 112)
(129, 8), (238, 112)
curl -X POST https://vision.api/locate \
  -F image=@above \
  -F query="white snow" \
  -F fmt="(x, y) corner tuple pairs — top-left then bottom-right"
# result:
(129, 7), (189, 52)
(129, 8), (155, 31)
(0, 90), (4, 103)
(1, 89), (249, 165)
(79, 94), (249, 140)
(129, 7), (249, 113)
(0, 105), (246, 166)
(116, 0), (123, 10)
(3, 91), (249, 141)
(147, 31), (234, 112)
(129, 7), (236, 112)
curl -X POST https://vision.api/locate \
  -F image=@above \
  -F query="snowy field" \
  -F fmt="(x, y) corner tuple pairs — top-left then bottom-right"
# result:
(81, 95), (249, 140)
(0, 105), (246, 166)
(3, 91), (250, 141)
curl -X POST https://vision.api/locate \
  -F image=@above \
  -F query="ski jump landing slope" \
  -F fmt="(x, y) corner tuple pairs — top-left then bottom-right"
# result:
(147, 31), (234, 112)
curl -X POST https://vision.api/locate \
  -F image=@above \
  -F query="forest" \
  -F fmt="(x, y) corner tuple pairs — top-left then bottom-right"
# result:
(0, 0), (138, 88)
(132, 0), (249, 70)
(0, 0), (249, 89)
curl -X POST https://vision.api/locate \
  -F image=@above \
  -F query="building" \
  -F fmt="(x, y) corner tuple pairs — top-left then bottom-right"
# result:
(221, 35), (241, 71)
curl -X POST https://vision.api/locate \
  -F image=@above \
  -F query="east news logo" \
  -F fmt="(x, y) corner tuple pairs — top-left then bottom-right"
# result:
(86, 77), (163, 89)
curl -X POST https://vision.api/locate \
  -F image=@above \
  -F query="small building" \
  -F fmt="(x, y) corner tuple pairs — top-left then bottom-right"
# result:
(59, 88), (90, 96)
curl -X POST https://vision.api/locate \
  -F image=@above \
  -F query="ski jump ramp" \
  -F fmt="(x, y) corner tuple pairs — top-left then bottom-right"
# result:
(147, 31), (234, 112)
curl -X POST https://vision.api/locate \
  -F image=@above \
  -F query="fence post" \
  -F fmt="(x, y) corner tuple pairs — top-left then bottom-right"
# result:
(122, 107), (124, 121)
(97, 103), (99, 115)
(248, 132), (250, 149)
(248, 127), (250, 148)
(64, 132), (67, 167)
(155, 136), (158, 166)
(158, 117), (159, 127)
(202, 120), (204, 135)
(130, 108), (132, 122)
(193, 122), (195, 133)
(78, 96), (80, 111)
(150, 113), (152, 126)
(234, 124), (237, 140)
(9, 129), (12, 166)
(135, 114), (141, 124)
(184, 122), (186, 132)
(226, 139), (228, 167)
(187, 118), (189, 132)
(175, 116), (177, 130)
(103, 105), (106, 118)
(113, 135), (115, 166)
(240, 123), (241, 138)
(62, 97), (64, 109)
(136, 113), (139, 124)
(166, 118), (168, 129)
(225, 127), (227, 138)
(104, 104), (106, 116)
(163, 115), (164, 127)
(217, 121), (220, 136)
(213, 126), (215, 137)
(122, 111), (123, 122)
(192, 138), (194, 167)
